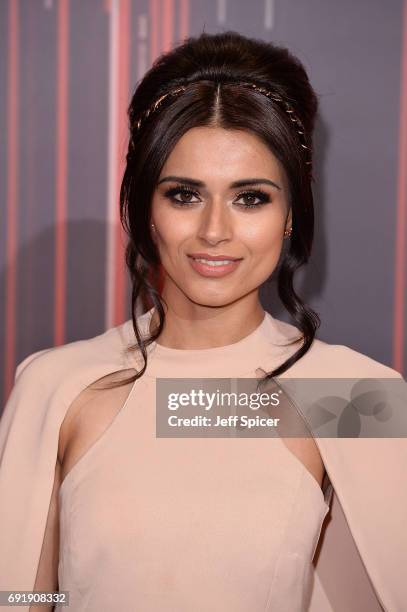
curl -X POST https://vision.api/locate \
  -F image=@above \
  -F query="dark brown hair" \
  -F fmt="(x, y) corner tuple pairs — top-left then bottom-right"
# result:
(101, 30), (321, 390)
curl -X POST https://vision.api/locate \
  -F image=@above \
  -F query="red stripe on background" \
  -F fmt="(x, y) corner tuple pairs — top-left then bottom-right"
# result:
(179, 0), (189, 42)
(26, 1), (35, 350)
(114, 0), (130, 325)
(54, 0), (69, 345)
(150, 0), (160, 62)
(4, 0), (19, 401)
(162, 0), (174, 53)
(147, 0), (162, 294)
(393, 0), (407, 373)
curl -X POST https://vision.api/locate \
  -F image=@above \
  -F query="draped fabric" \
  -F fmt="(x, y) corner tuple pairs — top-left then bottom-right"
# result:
(0, 308), (405, 611)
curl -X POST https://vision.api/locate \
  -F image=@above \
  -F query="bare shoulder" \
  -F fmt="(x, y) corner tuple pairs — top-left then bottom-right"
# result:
(58, 368), (137, 484)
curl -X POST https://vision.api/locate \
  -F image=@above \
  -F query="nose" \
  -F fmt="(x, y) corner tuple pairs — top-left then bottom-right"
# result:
(196, 199), (233, 245)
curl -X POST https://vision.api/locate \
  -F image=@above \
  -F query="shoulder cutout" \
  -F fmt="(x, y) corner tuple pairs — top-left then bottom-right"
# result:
(58, 369), (137, 487)
(280, 436), (326, 490)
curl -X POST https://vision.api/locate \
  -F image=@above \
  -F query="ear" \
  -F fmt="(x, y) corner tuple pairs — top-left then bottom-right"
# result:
(285, 208), (292, 233)
(151, 223), (157, 243)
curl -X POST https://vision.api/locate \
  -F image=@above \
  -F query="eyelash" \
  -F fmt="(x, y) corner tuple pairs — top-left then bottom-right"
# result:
(163, 184), (271, 209)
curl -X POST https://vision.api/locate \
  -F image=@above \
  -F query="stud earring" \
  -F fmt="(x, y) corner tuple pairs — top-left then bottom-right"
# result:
(284, 227), (292, 238)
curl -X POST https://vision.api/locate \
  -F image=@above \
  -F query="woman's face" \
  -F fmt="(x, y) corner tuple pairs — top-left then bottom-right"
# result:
(150, 126), (291, 309)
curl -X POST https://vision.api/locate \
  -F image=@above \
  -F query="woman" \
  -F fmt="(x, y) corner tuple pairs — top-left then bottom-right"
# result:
(0, 31), (406, 612)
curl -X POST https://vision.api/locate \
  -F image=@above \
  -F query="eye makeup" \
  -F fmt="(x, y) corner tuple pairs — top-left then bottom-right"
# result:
(162, 182), (272, 209)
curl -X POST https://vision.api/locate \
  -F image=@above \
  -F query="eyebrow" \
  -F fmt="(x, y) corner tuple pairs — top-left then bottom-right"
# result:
(157, 175), (282, 191)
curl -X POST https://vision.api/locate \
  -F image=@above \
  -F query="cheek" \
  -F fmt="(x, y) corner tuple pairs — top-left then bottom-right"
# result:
(239, 217), (283, 256)
(239, 217), (285, 282)
(157, 228), (191, 262)
(153, 209), (193, 251)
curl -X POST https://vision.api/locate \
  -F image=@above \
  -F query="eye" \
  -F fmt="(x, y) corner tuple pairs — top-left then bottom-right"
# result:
(163, 185), (201, 206)
(234, 189), (271, 209)
(162, 184), (271, 209)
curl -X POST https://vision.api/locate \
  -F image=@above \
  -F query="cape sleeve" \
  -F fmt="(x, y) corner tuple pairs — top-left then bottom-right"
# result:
(300, 346), (407, 612)
(0, 329), (127, 611)
(311, 436), (407, 612)
(0, 348), (69, 607)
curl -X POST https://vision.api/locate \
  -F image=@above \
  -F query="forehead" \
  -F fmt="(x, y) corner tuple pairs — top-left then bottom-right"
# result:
(159, 127), (286, 188)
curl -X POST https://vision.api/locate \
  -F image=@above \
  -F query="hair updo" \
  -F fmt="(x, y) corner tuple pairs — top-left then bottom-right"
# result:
(107, 30), (321, 390)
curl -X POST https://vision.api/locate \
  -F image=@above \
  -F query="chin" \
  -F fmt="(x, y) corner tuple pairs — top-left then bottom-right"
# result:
(183, 289), (243, 309)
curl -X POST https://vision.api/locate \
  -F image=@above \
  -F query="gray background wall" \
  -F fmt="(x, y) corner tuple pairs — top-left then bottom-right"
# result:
(1, 0), (406, 408)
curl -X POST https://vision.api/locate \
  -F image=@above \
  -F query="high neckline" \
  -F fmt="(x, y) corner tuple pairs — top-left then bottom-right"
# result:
(152, 309), (267, 353)
(124, 306), (299, 378)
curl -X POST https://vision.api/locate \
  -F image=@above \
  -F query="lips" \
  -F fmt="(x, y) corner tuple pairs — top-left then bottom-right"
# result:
(187, 254), (243, 277)
(188, 253), (242, 261)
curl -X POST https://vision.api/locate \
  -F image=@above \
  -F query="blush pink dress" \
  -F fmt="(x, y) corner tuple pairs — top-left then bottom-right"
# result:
(55, 308), (332, 611)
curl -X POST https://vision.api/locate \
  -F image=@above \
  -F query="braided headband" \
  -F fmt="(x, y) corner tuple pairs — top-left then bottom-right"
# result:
(133, 81), (312, 170)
